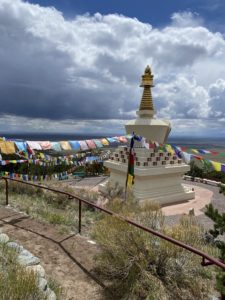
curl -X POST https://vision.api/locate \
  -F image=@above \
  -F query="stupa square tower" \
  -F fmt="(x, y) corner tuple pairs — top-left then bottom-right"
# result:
(101, 66), (194, 204)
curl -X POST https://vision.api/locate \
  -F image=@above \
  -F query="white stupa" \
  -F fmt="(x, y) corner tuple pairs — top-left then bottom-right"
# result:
(100, 66), (194, 205)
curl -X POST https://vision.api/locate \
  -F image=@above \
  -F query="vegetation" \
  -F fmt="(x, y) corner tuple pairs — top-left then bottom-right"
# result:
(205, 203), (225, 296)
(92, 197), (216, 300)
(219, 184), (225, 196)
(0, 160), (71, 178)
(0, 181), (100, 235)
(0, 242), (45, 300)
(187, 161), (225, 184)
(48, 277), (63, 300)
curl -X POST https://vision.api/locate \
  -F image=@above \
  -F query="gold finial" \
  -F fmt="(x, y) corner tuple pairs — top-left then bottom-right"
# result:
(139, 65), (154, 111)
(145, 65), (151, 74)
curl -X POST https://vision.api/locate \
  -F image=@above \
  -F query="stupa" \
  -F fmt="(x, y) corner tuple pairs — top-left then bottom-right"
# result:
(100, 66), (195, 205)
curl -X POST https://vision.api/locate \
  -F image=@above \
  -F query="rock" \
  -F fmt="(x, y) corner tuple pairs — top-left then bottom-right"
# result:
(18, 254), (40, 266)
(188, 208), (195, 216)
(18, 249), (40, 266)
(20, 249), (34, 257)
(38, 277), (48, 291)
(208, 296), (220, 300)
(7, 242), (23, 252)
(0, 233), (9, 243)
(204, 232), (214, 244)
(45, 288), (57, 300)
(26, 264), (45, 278)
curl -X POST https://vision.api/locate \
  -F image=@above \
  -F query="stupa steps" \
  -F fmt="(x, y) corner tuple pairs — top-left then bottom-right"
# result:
(133, 185), (187, 196)
(136, 190), (194, 204)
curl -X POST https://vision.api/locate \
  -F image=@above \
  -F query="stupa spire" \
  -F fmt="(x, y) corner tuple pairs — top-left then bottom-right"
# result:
(139, 65), (154, 112)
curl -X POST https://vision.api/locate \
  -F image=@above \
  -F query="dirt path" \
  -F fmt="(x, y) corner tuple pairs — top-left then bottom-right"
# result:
(0, 206), (106, 300)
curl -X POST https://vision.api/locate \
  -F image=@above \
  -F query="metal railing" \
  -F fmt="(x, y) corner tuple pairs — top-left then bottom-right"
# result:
(1, 176), (225, 271)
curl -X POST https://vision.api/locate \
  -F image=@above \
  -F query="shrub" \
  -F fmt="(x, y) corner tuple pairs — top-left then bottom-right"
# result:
(92, 198), (216, 300)
(218, 184), (225, 195)
(205, 203), (225, 296)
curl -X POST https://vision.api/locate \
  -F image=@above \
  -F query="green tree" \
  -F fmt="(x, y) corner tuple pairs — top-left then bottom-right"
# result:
(205, 203), (225, 297)
(187, 161), (203, 178)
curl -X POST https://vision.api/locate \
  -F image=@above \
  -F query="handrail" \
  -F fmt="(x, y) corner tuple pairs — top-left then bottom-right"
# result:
(1, 176), (225, 271)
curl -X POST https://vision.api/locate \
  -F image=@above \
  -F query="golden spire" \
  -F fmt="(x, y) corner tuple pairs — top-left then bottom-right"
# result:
(139, 65), (154, 111)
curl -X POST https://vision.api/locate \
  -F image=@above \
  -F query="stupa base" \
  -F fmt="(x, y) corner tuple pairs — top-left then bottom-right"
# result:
(99, 178), (194, 206)
(133, 184), (194, 205)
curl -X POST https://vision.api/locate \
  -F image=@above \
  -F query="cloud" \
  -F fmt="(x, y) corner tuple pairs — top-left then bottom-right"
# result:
(154, 75), (209, 119)
(171, 11), (203, 27)
(0, 0), (225, 135)
(208, 79), (225, 117)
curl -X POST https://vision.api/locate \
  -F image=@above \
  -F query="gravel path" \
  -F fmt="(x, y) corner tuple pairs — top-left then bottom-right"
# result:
(165, 180), (225, 231)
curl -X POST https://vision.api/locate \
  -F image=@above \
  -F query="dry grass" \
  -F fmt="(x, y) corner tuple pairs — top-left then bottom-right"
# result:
(92, 197), (217, 300)
(0, 181), (100, 235)
(0, 242), (45, 300)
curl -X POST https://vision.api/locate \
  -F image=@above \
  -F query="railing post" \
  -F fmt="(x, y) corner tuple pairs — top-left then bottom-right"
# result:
(5, 179), (8, 206)
(79, 199), (82, 234)
(221, 279), (225, 300)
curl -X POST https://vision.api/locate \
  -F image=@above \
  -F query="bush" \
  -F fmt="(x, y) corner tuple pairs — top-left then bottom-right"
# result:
(187, 161), (204, 178)
(187, 161), (225, 184)
(205, 203), (225, 296)
(92, 198), (216, 300)
(218, 184), (225, 195)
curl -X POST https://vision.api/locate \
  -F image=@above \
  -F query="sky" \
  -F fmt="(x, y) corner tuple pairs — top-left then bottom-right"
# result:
(0, 0), (225, 137)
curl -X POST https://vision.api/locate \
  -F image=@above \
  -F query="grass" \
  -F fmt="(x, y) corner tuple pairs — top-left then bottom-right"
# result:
(48, 277), (63, 300)
(92, 197), (218, 300)
(0, 242), (46, 300)
(0, 181), (100, 235)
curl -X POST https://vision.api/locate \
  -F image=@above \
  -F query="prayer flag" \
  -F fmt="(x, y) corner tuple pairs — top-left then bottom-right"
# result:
(211, 161), (221, 172)
(211, 151), (219, 155)
(222, 164), (225, 173)
(93, 139), (103, 148)
(192, 149), (199, 154)
(126, 136), (135, 187)
(165, 144), (174, 154)
(181, 152), (192, 164)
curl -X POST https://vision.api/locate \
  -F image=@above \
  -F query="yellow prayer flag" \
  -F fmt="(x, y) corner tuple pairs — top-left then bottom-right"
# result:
(192, 149), (199, 154)
(165, 144), (174, 154)
(0, 141), (16, 154)
(59, 141), (72, 150)
(101, 138), (109, 146)
(211, 161), (221, 172)
(127, 174), (134, 187)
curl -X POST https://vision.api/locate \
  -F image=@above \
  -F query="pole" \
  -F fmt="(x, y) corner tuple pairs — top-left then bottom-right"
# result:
(125, 135), (133, 201)
(78, 199), (82, 234)
(5, 179), (8, 205)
